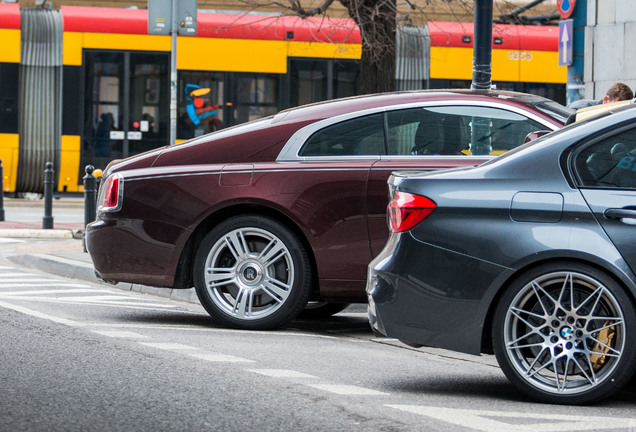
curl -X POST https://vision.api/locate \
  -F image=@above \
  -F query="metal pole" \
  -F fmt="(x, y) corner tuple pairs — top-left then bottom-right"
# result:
(169, 0), (178, 146)
(0, 159), (4, 222)
(567, 1), (587, 105)
(43, 162), (54, 229)
(471, 0), (493, 90)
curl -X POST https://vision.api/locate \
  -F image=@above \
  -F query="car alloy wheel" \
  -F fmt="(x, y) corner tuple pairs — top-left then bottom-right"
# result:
(194, 215), (312, 330)
(493, 262), (636, 404)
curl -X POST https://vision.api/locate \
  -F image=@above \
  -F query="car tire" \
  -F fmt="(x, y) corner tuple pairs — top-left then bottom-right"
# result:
(492, 262), (636, 404)
(298, 302), (350, 319)
(193, 215), (312, 330)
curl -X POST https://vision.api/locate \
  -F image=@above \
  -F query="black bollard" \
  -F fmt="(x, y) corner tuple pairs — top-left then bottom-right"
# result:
(83, 165), (97, 227)
(42, 162), (54, 229)
(0, 159), (4, 222)
(83, 165), (97, 253)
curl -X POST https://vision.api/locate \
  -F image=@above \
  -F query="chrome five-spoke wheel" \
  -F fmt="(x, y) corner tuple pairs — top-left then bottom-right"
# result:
(194, 215), (312, 330)
(493, 262), (636, 404)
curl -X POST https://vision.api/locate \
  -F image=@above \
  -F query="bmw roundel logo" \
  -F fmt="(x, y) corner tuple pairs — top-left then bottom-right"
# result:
(561, 327), (573, 340)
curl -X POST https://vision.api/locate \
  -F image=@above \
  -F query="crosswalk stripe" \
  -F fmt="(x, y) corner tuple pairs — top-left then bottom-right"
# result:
(0, 279), (74, 284)
(92, 330), (149, 339)
(0, 288), (96, 295)
(385, 405), (636, 432)
(247, 369), (317, 379)
(139, 342), (196, 351)
(188, 352), (255, 363)
(307, 384), (388, 396)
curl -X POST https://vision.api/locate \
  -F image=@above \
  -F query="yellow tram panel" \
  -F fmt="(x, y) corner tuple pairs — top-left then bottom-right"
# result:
(0, 134), (19, 192)
(430, 46), (566, 84)
(520, 50), (567, 84)
(0, 29), (20, 63)
(58, 135), (81, 193)
(177, 37), (287, 73)
(287, 41), (361, 60)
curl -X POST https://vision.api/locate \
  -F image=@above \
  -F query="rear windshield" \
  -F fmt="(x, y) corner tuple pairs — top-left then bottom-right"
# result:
(533, 101), (573, 124)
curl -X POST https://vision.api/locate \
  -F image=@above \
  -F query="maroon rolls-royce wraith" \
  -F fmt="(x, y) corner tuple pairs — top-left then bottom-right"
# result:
(85, 89), (570, 329)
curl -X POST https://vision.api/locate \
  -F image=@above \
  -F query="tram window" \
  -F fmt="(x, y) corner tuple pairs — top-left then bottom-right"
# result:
(333, 61), (360, 99)
(233, 74), (279, 125)
(290, 59), (328, 106)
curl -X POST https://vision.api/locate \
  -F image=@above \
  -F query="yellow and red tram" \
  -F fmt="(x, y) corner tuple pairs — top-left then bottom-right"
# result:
(0, 3), (566, 193)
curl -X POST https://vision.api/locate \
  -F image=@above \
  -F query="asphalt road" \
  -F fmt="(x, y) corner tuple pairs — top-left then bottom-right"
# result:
(1, 252), (636, 431)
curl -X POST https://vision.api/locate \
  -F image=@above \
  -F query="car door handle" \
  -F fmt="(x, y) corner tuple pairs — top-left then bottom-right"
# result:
(604, 208), (636, 220)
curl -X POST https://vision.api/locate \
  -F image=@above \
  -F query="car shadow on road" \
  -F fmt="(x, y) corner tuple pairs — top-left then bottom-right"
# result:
(380, 375), (636, 405)
(113, 309), (373, 336)
(380, 374), (525, 402)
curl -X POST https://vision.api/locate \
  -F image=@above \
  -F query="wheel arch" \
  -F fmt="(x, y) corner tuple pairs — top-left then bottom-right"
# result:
(480, 255), (636, 355)
(172, 203), (319, 295)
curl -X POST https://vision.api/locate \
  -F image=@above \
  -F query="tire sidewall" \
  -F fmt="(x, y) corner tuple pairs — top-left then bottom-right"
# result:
(492, 261), (636, 404)
(193, 215), (312, 330)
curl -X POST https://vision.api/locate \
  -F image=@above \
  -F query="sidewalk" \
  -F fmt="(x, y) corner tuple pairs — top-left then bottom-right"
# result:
(0, 196), (199, 305)
(0, 196), (85, 238)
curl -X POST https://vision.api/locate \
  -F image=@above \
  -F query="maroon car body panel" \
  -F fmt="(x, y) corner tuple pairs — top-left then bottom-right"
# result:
(86, 89), (569, 301)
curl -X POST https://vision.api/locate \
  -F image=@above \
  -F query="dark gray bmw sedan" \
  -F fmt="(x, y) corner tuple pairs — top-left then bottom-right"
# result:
(367, 103), (636, 404)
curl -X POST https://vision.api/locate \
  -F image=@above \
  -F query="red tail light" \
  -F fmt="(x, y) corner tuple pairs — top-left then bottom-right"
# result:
(388, 191), (436, 232)
(99, 174), (122, 211)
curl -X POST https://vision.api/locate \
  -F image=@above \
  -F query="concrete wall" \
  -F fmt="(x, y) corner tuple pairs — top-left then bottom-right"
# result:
(585, 0), (636, 99)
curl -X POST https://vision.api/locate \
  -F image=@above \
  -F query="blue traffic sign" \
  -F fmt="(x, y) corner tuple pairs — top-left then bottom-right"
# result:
(559, 19), (573, 66)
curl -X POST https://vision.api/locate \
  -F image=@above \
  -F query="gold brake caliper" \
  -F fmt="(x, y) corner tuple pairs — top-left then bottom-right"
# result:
(590, 320), (616, 371)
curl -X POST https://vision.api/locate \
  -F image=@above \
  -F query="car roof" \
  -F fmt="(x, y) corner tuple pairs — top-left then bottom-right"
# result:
(271, 89), (569, 125)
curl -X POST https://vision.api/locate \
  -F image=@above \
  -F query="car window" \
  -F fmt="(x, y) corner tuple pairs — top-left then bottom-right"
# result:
(386, 106), (546, 156)
(299, 113), (385, 156)
(575, 127), (636, 188)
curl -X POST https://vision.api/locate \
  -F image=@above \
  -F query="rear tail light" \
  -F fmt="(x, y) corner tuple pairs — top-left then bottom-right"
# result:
(98, 174), (123, 212)
(388, 191), (436, 232)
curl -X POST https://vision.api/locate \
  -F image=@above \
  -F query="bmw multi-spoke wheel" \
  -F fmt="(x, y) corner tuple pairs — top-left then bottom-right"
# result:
(194, 215), (312, 330)
(493, 263), (636, 404)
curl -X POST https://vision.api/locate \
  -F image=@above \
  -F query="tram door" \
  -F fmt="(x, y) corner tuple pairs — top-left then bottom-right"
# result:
(82, 51), (169, 176)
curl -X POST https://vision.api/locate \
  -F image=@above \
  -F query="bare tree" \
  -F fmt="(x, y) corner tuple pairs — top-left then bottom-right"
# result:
(237, 0), (558, 94)
(249, 0), (397, 94)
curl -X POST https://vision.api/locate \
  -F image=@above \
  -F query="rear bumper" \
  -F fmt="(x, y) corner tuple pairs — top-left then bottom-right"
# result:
(366, 233), (508, 356)
(85, 218), (184, 288)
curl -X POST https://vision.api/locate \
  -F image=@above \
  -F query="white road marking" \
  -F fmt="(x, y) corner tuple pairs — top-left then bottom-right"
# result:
(92, 330), (149, 339)
(0, 288), (99, 296)
(247, 369), (317, 379)
(386, 405), (636, 432)
(188, 353), (255, 363)
(0, 279), (76, 284)
(138, 342), (197, 351)
(0, 295), (176, 308)
(0, 283), (92, 288)
(307, 384), (389, 396)
(63, 295), (159, 302)
(0, 272), (38, 276)
(0, 300), (80, 326)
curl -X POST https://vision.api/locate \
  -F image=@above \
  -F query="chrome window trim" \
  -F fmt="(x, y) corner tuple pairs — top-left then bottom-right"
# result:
(276, 100), (559, 162)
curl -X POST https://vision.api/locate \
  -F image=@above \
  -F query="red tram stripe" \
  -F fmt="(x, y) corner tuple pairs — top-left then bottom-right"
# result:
(428, 21), (559, 52)
(60, 6), (361, 44)
(0, 3), (20, 29)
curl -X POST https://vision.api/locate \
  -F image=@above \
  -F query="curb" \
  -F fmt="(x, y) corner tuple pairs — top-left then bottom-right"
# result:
(0, 229), (83, 239)
(6, 253), (200, 306)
